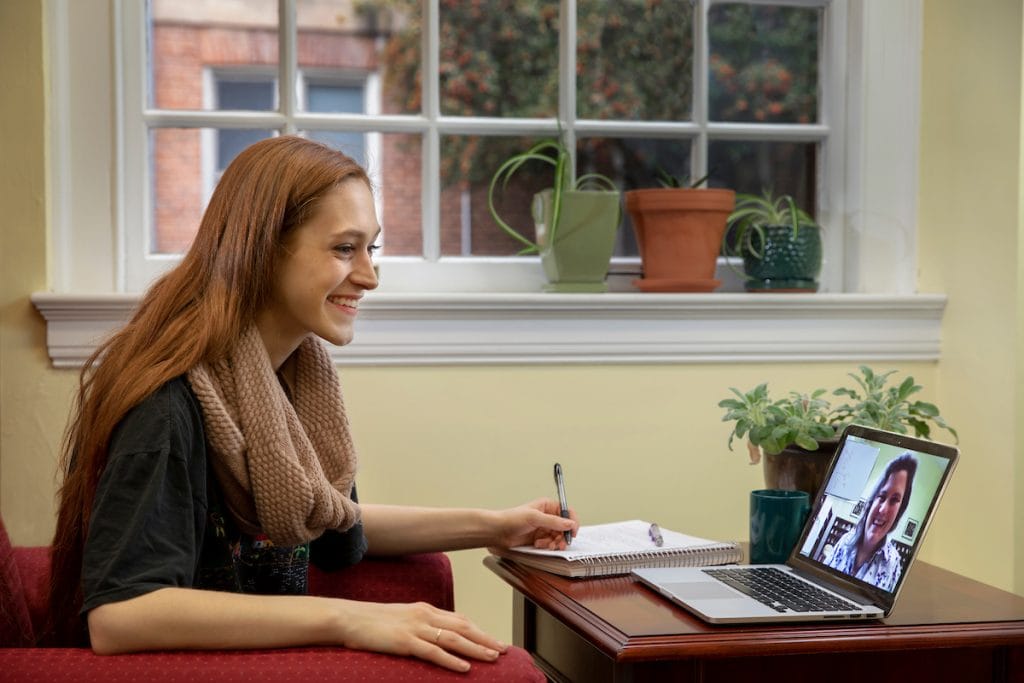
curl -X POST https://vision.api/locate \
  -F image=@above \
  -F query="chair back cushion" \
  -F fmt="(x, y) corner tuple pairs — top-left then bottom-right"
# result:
(0, 516), (34, 646)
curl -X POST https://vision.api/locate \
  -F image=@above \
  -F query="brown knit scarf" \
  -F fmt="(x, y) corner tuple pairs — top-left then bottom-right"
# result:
(187, 325), (360, 545)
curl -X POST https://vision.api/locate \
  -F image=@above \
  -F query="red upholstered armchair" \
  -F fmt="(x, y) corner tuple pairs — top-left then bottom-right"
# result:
(0, 515), (543, 681)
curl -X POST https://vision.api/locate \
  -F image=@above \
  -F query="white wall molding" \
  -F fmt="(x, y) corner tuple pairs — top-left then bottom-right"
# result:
(32, 292), (946, 367)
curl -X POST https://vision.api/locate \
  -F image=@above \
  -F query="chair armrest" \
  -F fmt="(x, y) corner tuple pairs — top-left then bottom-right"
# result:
(13, 546), (49, 639)
(309, 552), (455, 610)
(0, 647), (544, 681)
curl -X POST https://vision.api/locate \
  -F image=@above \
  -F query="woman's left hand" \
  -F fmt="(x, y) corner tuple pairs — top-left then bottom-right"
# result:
(492, 498), (579, 550)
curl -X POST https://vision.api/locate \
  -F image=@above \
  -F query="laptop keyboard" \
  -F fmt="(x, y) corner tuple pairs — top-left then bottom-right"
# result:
(704, 567), (860, 613)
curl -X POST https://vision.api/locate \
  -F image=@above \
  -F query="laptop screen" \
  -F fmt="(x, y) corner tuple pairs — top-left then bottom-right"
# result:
(793, 425), (958, 602)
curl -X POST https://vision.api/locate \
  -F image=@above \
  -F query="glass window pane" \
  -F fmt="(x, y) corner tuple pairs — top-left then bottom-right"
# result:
(708, 3), (820, 123)
(150, 128), (275, 255)
(369, 0), (422, 116)
(578, 137), (694, 257)
(708, 140), (816, 213)
(296, 0), (383, 113)
(218, 127), (276, 175)
(577, 1), (694, 121)
(304, 81), (368, 164)
(437, 2), (559, 118)
(217, 78), (275, 111)
(149, 0), (279, 110)
(304, 130), (367, 167)
(375, 133), (423, 257)
(440, 135), (552, 257)
(307, 82), (365, 114)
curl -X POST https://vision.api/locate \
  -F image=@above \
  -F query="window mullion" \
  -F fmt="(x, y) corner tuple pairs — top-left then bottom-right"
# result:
(704, 122), (829, 141)
(693, 0), (710, 180)
(279, 0), (297, 134)
(121, 0), (149, 294)
(820, 0), (847, 293)
(559, 0), (577, 177)
(142, 110), (288, 128)
(422, 0), (441, 261)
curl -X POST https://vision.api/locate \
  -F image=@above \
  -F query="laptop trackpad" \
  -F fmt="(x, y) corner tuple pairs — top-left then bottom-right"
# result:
(665, 581), (740, 600)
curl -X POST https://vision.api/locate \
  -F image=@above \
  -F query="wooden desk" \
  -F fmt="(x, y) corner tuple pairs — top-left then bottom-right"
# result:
(484, 556), (1024, 682)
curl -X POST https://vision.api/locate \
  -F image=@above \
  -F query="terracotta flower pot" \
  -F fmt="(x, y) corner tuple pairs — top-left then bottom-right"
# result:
(624, 188), (735, 292)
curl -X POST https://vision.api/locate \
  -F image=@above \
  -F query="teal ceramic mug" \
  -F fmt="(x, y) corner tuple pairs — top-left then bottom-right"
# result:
(749, 489), (811, 565)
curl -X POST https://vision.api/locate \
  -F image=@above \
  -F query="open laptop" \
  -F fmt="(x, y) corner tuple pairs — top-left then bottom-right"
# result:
(633, 424), (958, 624)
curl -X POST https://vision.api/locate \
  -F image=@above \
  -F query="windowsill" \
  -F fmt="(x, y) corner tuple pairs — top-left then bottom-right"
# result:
(31, 291), (946, 367)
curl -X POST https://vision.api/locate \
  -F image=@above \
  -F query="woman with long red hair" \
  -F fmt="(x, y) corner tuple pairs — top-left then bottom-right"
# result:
(47, 135), (577, 673)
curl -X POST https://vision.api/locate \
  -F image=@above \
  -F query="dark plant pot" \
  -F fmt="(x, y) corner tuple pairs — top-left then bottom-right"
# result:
(762, 438), (839, 500)
(742, 224), (823, 292)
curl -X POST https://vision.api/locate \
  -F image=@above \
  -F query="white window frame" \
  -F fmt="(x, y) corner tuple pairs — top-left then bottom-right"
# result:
(120, 0), (851, 293)
(297, 68), (382, 197)
(38, 0), (941, 367)
(199, 68), (377, 207)
(202, 68), (279, 204)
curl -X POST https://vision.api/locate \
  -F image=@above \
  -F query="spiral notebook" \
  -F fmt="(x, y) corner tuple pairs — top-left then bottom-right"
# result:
(490, 519), (741, 578)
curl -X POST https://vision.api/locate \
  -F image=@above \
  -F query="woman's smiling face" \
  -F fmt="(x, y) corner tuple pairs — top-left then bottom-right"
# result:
(256, 179), (380, 368)
(863, 469), (908, 550)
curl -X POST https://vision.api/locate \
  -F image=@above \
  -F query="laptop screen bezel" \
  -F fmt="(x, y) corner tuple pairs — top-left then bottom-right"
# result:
(785, 424), (959, 614)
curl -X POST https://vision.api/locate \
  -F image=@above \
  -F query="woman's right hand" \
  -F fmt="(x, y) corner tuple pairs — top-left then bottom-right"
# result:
(333, 599), (508, 672)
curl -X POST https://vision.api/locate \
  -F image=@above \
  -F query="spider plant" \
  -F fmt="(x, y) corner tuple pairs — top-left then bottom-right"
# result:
(487, 138), (617, 255)
(725, 190), (817, 259)
(654, 167), (711, 189)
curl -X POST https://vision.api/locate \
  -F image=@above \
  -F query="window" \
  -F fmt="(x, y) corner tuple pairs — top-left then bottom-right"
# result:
(303, 78), (370, 162)
(141, 2), (375, 262)
(40, 0), (936, 367)
(213, 75), (276, 177)
(182, 71), (373, 240)
(121, 0), (845, 292)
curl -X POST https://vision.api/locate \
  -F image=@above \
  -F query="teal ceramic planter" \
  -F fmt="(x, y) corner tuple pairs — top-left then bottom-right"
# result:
(533, 189), (621, 292)
(742, 224), (823, 292)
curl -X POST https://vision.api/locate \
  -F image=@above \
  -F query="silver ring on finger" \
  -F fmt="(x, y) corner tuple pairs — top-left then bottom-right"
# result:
(433, 627), (443, 644)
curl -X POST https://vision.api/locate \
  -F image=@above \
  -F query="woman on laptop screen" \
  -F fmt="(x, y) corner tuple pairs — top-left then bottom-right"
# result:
(824, 453), (918, 591)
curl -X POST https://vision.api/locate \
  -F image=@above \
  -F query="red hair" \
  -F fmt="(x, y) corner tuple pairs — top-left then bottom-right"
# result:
(46, 136), (369, 644)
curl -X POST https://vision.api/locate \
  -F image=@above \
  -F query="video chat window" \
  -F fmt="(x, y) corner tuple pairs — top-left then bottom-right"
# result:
(798, 436), (952, 593)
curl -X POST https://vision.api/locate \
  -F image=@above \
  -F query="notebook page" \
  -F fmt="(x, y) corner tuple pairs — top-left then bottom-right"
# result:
(509, 519), (727, 561)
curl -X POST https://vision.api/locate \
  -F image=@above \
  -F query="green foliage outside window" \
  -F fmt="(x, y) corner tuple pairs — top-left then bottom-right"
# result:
(708, 3), (818, 124)
(360, 0), (820, 252)
(366, 0), (698, 188)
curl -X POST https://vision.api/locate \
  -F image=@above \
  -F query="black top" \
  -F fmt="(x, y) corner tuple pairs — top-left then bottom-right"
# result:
(81, 376), (367, 615)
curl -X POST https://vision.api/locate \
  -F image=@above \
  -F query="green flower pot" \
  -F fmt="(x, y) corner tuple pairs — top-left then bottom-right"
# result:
(533, 188), (621, 293)
(742, 224), (823, 292)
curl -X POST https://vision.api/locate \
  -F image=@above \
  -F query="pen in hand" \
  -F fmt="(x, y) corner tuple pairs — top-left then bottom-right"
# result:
(553, 463), (573, 546)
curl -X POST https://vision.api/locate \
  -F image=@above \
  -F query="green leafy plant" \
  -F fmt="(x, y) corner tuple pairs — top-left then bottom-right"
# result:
(655, 167), (711, 189)
(719, 385), (834, 463)
(718, 366), (958, 464)
(831, 366), (959, 442)
(724, 189), (816, 260)
(487, 138), (617, 255)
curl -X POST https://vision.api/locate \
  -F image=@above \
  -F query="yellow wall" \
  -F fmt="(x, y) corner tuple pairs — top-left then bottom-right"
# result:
(342, 363), (945, 638)
(1018, 2), (1024, 600)
(918, 0), (1024, 596)
(0, 0), (77, 546)
(1, 0), (1021, 645)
